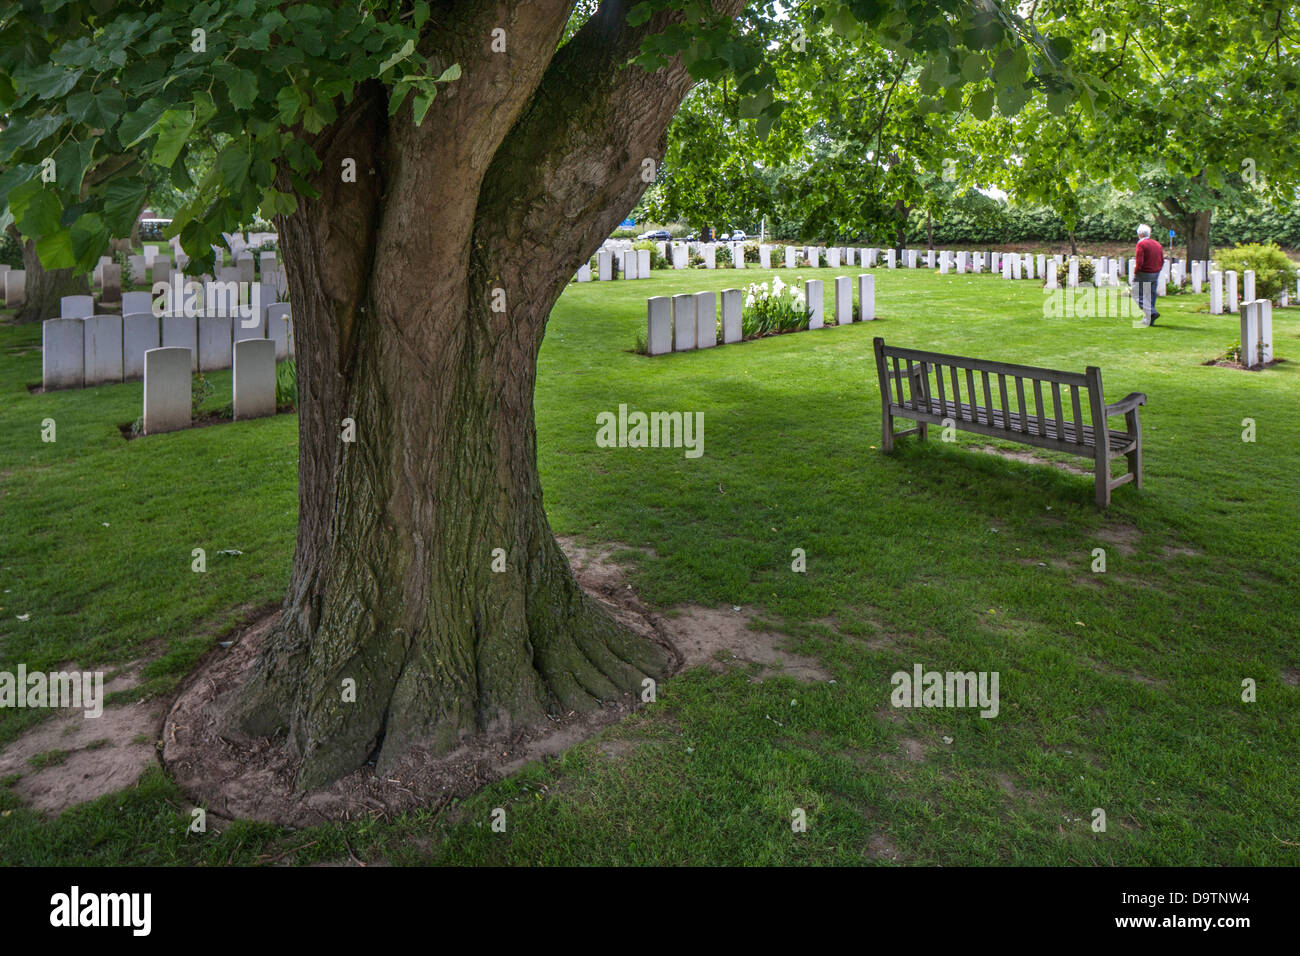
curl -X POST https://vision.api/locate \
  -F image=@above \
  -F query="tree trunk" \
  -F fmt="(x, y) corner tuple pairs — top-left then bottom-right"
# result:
(7, 227), (91, 323)
(223, 0), (740, 790)
(926, 209), (933, 250)
(1068, 228), (1077, 257)
(1187, 207), (1211, 262)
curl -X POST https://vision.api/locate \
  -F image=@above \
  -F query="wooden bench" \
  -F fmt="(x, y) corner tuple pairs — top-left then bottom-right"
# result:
(872, 337), (1146, 507)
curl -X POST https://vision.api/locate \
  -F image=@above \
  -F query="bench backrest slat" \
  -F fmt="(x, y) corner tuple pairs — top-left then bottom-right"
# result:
(965, 368), (978, 424)
(998, 374), (1011, 426)
(950, 365), (962, 421)
(1014, 376), (1029, 433)
(935, 361), (948, 418)
(981, 370), (994, 426)
(1070, 385), (1085, 443)
(1033, 379), (1047, 436)
(1051, 381), (1065, 440)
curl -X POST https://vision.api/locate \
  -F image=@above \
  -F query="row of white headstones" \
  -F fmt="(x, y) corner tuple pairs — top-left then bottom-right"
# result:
(39, 248), (293, 391)
(644, 275), (876, 355)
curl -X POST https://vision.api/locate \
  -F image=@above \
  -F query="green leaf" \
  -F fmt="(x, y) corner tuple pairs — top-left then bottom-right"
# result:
(118, 99), (169, 147)
(223, 67), (258, 111)
(435, 63), (461, 83)
(102, 178), (149, 235)
(151, 108), (194, 167)
(969, 87), (995, 121)
(70, 212), (108, 268)
(379, 38), (415, 75)
(15, 186), (62, 238)
(412, 90), (436, 126)
(35, 228), (76, 270)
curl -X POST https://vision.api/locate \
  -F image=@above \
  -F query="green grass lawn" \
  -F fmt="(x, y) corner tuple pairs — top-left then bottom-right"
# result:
(1, 263), (1297, 865)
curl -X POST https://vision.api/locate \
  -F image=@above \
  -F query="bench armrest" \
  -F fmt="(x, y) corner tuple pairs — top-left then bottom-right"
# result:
(1105, 392), (1146, 417)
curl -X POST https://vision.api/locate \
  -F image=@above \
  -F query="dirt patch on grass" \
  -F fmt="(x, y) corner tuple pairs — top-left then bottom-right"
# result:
(977, 444), (1092, 477)
(1282, 668), (1300, 687)
(1202, 357), (1285, 371)
(865, 832), (900, 862)
(662, 605), (832, 682)
(160, 540), (829, 826)
(0, 667), (162, 815)
(1095, 523), (1141, 555)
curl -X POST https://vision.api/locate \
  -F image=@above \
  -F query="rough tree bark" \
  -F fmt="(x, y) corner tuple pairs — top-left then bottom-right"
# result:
(224, 0), (744, 789)
(6, 226), (91, 323)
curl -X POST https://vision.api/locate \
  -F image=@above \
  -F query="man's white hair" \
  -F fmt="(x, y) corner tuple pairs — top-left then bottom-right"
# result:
(1137, 224), (1151, 238)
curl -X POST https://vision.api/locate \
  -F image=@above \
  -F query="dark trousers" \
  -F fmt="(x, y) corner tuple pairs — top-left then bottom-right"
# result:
(1132, 271), (1160, 323)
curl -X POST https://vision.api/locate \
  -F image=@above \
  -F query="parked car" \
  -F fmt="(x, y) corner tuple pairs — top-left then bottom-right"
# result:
(138, 218), (172, 240)
(730, 230), (748, 242)
(638, 229), (672, 241)
(719, 232), (731, 242)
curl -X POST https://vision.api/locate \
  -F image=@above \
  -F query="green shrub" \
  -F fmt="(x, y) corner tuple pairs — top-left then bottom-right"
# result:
(191, 374), (214, 416)
(1, 230), (24, 270)
(276, 360), (297, 409)
(1215, 242), (1297, 301)
(1076, 258), (1095, 283)
(741, 277), (808, 337)
(632, 240), (668, 270)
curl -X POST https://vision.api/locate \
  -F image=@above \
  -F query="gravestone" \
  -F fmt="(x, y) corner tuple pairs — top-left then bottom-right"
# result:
(957, 251), (968, 273)
(694, 291), (716, 348)
(142, 348), (192, 435)
(637, 249), (650, 278)
(886, 249), (896, 269)
(83, 316), (124, 385)
(672, 294), (695, 351)
(1001, 257), (1012, 280)
(1240, 301), (1262, 368)
(672, 244), (688, 269)
(267, 304), (292, 360)
(1157, 263), (1168, 296)
(835, 276), (852, 325)
(866, 248), (878, 267)
(759, 245), (771, 269)
(42, 318), (85, 390)
(805, 279), (824, 330)
(1036, 254), (1045, 278)
(162, 315), (199, 371)
(1191, 261), (1203, 294)
(647, 297), (672, 355)
(1259, 300), (1274, 364)
(129, 255), (148, 284)
(1209, 271), (1223, 314)
(101, 264), (122, 305)
(625, 252), (639, 280)
(1045, 259), (1058, 289)
(1226, 271), (1238, 312)
(721, 289), (742, 344)
(807, 247), (820, 268)
(236, 253), (256, 284)
(122, 313), (160, 380)
(1243, 270), (1256, 303)
(731, 243), (745, 269)
(938, 253), (949, 275)
(576, 263), (591, 282)
(1012, 255), (1022, 280)
(598, 250), (612, 281)
(827, 247), (841, 268)
(122, 291), (155, 316)
(702, 245), (716, 269)
(858, 274), (875, 320)
(785, 246), (797, 269)
(198, 315), (233, 371)
(233, 339), (277, 420)
(846, 248), (855, 266)
(61, 295), (95, 318)
(1068, 259), (1079, 288)
(143, 244), (160, 265)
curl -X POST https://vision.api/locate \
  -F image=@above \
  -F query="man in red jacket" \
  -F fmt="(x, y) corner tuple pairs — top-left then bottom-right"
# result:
(1132, 224), (1164, 325)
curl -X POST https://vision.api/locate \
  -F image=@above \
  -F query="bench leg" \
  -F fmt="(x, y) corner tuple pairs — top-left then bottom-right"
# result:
(1094, 451), (1111, 508)
(881, 408), (894, 453)
(1125, 410), (1142, 490)
(917, 421), (928, 442)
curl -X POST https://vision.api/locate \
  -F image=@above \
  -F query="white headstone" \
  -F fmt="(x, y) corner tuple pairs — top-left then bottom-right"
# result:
(1208, 271), (1223, 314)
(647, 297), (672, 355)
(266, 304), (292, 360)
(1045, 259), (1058, 289)
(694, 291), (716, 348)
(83, 316), (124, 385)
(162, 315), (199, 371)
(143, 245), (160, 266)
(1067, 259), (1079, 288)
(576, 263), (591, 282)
(805, 279), (824, 330)
(785, 246), (797, 269)
(233, 338), (277, 420)
(846, 248), (855, 266)
(122, 313), (160, 380)
(142, 347), (192, 434)
(672, 294), (695, 351)
(42, 318), (85, 390)
(598, 250), (612, 281)
(759, 245), (772, 269)
(886, 249), (896, 269)
(1243, 270), (1255, 304)
(807, 247), (820, 269)
(858, 274), (875, 321)
(198, 315), (233, 371)
(122, 291), (155, 316)
(827, 247), (841, 269)
(1240, 301), (1262, 368)
(625, 251), (639, 280)
(672, 244), (688, 269)
(1259, 299), (1274, 364)
(702, 245), (716, 269)
(721, 289), (742, 344)
(730, 243), (744, 270)
(637, 248), (650, 278)
(1226, 271), (1238, 312)
(1012, 254), (1023, 280)
(101, 264), (122, 304)
(834, 276), (852, 325)
(60, 295), (95, 318)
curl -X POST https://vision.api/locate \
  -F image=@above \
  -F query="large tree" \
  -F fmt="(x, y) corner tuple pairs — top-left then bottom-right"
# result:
(0, 0), (1072, 788)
